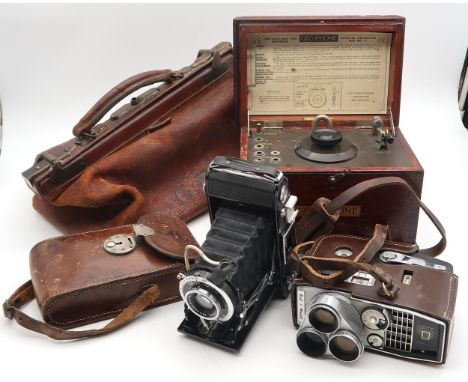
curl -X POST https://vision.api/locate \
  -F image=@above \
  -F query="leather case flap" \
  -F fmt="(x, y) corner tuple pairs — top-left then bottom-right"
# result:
(297, 234), (458, 324)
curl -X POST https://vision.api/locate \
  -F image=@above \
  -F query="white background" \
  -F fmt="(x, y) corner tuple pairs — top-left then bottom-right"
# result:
(1, 2), (467, 381)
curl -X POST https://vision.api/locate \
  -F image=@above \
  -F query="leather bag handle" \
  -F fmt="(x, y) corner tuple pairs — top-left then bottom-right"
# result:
(3, 280), (159, 340)
(72, 69), (180, 137)
(295, 176), (446, 258)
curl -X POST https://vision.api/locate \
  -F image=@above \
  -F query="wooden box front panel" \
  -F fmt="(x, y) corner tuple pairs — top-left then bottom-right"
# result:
(287, 170), (423, 244)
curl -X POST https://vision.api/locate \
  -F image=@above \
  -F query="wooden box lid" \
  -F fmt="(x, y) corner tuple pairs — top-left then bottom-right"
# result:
(234, 16), (405, 129)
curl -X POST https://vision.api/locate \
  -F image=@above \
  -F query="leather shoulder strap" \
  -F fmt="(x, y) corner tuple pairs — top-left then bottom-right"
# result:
(295, 177), (446, 257)
(3, 281), (159, 340)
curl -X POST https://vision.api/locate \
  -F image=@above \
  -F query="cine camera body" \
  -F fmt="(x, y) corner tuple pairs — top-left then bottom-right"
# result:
(292, 251), (457, 364)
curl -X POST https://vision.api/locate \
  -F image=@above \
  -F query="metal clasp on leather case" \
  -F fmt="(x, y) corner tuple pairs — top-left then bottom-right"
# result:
(103, 224), (154, 255)
(21, 148), (87, 193)
(197, 49), (222, 70)
(103, 234), (137, 255)
(195, 48), (228, 80)
(379, 251), (448, 271)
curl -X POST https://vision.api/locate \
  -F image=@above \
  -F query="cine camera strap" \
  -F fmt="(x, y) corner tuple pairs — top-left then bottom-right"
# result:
(292, 176), (447, 299)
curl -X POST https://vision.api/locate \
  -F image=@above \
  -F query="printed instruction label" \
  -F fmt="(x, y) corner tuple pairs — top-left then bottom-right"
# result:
(247, 32), (392, 115)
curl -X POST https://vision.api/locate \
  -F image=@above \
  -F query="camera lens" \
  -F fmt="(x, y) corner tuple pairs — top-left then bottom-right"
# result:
(296, 328), (327, 357)
(329, 330), (363, 362)
(194, 294), (215, 313)
(309, 307), (338, 333)
(179, 274), (235, 322)
(185, 289), (220, 320)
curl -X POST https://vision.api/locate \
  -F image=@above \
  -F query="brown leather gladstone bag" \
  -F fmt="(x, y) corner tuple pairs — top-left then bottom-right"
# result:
(23, 42), (238, 233)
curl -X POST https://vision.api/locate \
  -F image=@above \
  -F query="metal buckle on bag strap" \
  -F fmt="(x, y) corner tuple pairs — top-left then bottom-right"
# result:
(169, 71), (184, 81)
(22, 151), (65, 192)
(197, 49), (222, 70)
(22, 144), (87, 193)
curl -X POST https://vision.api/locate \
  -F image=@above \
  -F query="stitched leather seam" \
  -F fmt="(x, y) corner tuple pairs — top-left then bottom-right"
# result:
(45, 267), (182, 321)
(47, 296), (178, 326)
(33, 224), (131, 245)
(444, 276), (454, 319)
(310, 234), (415, 258)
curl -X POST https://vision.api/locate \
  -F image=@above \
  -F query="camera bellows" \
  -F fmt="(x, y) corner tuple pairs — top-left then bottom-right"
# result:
(178, 156), (298, 351)
(202, 208), (272, 296)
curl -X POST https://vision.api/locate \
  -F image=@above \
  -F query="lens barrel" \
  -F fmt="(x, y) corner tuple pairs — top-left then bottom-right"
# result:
(329, 330), (364, 362)
(309, 306), (339, 333)
(296, 328), (328, 357)
(297, 293), (365, 363)
(179, 273), (235, 322)
(185, 289), (221, 320)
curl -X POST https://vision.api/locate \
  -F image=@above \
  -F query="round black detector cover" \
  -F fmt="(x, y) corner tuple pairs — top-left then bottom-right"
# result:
(311, 128), (342, 148)
(295, 137), (358, 163)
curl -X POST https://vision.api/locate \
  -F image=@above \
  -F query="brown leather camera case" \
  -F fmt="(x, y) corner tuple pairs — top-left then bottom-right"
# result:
(234, 16), (423, 243)
(3, 214), (198, 339)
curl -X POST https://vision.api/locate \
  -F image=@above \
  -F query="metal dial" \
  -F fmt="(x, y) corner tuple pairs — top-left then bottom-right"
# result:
(361, 307), (389, 330)
(367, 334), (384, 348)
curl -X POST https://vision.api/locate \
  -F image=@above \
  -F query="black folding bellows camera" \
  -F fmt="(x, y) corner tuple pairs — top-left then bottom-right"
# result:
(178, 156), (298, 351)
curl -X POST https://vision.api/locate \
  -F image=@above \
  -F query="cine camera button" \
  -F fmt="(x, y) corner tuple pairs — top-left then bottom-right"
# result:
(367, 334), (384, 349)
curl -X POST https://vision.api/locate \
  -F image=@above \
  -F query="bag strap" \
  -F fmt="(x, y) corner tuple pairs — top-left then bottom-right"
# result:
(72, 69), (181, 137)
(3, 280), (159, 340)
(295, 176), (446, 258)
(292, 225), (400, 299)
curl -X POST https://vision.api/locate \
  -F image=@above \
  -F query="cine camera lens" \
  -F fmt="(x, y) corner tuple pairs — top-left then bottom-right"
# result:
(296, 328), (327, 357)
(309, 306), (339, 333)
(329, 330), (363, 362)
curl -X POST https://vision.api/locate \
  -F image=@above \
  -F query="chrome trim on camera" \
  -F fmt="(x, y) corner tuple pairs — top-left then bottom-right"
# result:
(379, 251), (448, 270)
(179, 275), (234, 322)
(184, 288), (221, 321)
(296, 286), (447, 364)
(212, 167), (283, 182)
